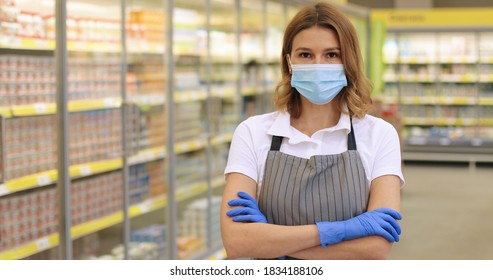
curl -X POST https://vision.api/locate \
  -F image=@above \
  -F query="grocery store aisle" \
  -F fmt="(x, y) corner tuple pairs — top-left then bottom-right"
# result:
(388, 162), (493, 260)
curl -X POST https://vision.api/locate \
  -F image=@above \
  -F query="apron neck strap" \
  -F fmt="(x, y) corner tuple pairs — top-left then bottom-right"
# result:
(270, 135), (283, 151)
(348, 117), (357, 151)
(269, 118), (357, 151)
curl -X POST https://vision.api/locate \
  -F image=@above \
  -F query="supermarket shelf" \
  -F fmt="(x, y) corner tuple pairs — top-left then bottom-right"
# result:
(0, 88), (257, 118)
(175, 90), (207, 103)
(175, 139), (207, 154)
(128, 146), (166, 165)
(0, 107), (12, 118)
(127, 42), (165, 54)
(0, 195), (165, 260)
(479, 97), (493, 106)
(405, 137), (493, 147)
(1, 98), (122, 118)
(0, 159), (122, 197)
(0, 37), (121, 53)
(242, 86), (259, 96)
(207, 248), (227, 260)
(403, 117), (477, 126)
(0, 37), (55, 51)
(402, 151), (493, 166)
(0, 134), (232, 197)
(190, 245), (227, 260)
(211, 132), (233, 145)
(400, 96), (476, 105)
(0, 175), (226, 260)
(478, 118), (493, 126)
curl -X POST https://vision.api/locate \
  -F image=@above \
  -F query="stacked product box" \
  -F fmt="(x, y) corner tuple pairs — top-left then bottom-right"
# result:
(127, 59), (165, 98)
(86, 224), (167, 260)
(176, 151), (206, 187)
(128, 163), (150, 205)
(3, 115), (57, 180)
(68, 54), (121, 101)
(0, 55), (55, 106)
(129, 224), (167, 259)
(0, 187), (58, 251)
(179, 196), (222, 246)
(3, 109), (122, 181)
(0, 170), (123, 253)
(128, 10), (165, 46)
(70, 171), (123, 225)
(148, 161), (167, 197)
(44, 15), (120, 43)
(211, 143), (228, 178)
(146, 107), (166, 148)
(68, 109), (122, 166)
(124, 103), (142, 155)
(0, 53), (120, 106)
(175, 101), (204, 142)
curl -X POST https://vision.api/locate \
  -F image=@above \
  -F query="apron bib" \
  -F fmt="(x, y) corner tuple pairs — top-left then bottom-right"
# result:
(257, 120), (369, 258)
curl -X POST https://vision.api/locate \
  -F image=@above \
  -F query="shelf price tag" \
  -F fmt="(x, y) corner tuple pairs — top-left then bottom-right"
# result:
(138, 200), (153, 214)
(37, 174), (53, 186)
(0, 184), (9, 196)
(36, 237), (50, 250)
(103, 98), (118, 108)
(34, 103), (48, 114)
(79, 166), (92, 177)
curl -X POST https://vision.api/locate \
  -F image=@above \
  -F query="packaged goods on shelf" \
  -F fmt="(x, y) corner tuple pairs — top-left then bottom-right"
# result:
(176, 151), (206, 187)
(175, 102), (205, 142)
(211, 143), (228, 177)
(71, 171), (123, 224)
(175, 71), (200, 91)
(174, 8), (200, 55)
(87, 224), (167, 260)
(128, 10), (164, 45)
(127, 59), (165, 97)
(0, 187), (57, 252)
(129, 224), (166, 259)
(148, 161), (166, 197)
(0, 55), (55, 105)
(68, 109), (122, 166)
(68, 54), (121, 101)
(129, 163), (150, 205)
(178, 196), (222, 252)
(125, 106), (166, 153)
(0, 170), (123, 254)
(177, 236), (204, 260)
(3, 115), (57, 180)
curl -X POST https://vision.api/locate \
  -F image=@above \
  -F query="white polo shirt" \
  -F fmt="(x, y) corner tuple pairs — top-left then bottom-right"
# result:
(224, 111), (404, 196)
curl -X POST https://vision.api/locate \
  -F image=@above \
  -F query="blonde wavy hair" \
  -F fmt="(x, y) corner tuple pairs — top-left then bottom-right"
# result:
(274, 1), (372, 119)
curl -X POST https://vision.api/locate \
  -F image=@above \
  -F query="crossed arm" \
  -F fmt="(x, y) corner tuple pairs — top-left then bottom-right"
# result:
(220, 172), (402, 260)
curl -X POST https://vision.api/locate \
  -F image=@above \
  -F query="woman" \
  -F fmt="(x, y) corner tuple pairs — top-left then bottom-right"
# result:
(220, 2), (404, 260)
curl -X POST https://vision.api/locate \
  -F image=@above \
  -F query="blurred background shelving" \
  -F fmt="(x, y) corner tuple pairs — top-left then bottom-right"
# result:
(0, 0), (371, 260)
(372, 8), (493, 165)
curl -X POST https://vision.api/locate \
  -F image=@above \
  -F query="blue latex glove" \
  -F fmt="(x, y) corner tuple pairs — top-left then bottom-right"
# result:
(316, 208), (402, 247)
(226, 192), (267, 223)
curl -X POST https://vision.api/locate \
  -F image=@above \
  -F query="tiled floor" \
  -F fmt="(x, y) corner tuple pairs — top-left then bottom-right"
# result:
(388, 162), (493, 260)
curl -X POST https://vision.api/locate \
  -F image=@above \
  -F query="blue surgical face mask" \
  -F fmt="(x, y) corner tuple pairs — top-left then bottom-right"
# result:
(290, 63), (348, 105)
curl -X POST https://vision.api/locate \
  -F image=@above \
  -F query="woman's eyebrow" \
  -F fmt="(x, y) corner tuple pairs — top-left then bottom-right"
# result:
(293, 47), (340, 52)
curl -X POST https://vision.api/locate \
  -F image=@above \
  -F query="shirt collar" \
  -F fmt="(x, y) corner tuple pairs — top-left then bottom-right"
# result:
(267, 110), (351, 145)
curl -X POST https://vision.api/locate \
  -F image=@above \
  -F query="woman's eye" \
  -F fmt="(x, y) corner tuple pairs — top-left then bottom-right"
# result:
(299, 52), (311, 58)
(327, 52), (339, 58)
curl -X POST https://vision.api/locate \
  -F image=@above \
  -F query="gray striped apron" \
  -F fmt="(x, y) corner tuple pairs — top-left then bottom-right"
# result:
(258, 120), (369, 259)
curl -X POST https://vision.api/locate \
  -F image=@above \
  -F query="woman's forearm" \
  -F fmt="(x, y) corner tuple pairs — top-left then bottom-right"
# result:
(221, 221), (320, 259)
(288, 236), (393, 260)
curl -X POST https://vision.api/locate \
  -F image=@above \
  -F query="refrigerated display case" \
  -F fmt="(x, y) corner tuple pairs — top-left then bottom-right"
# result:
(0, 0), (370, 260)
